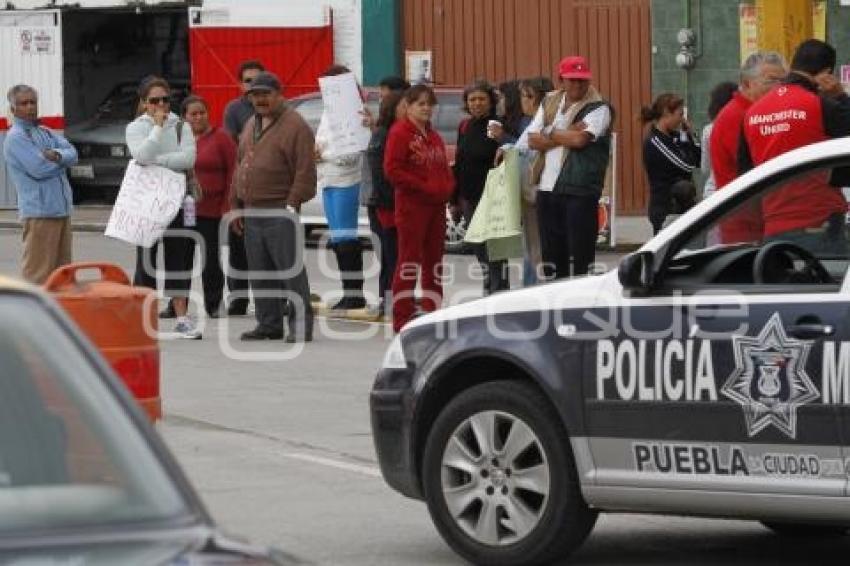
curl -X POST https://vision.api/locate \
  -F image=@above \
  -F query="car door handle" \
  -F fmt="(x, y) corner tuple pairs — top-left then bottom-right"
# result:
(787, 323), (834, 339)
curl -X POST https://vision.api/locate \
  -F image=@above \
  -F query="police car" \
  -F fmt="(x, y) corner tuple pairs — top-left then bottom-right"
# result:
(371, 137), (850, 565)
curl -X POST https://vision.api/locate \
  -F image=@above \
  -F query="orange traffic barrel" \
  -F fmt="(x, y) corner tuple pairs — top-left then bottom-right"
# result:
(44, 262), (161, 421)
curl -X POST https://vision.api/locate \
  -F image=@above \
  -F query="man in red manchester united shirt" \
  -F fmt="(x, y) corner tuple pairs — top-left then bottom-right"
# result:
(739, 39), (850, 255)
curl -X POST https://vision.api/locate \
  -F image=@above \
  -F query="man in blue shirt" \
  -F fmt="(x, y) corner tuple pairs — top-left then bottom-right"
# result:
(3, 84), (77, 283)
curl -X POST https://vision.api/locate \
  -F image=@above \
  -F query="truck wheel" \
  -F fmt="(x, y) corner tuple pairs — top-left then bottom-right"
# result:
(422, 381), (596, 566)
(761, 521), (849, 537)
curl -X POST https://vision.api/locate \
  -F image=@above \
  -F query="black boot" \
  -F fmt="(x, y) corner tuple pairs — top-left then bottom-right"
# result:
(227, 298), (249, 316)
(159, 299), (176, 319)
(330, 240), (366, 310)
(488, 260), (510, 294)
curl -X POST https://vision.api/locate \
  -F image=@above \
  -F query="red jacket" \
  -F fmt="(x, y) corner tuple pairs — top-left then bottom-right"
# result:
(743, 79), (847, 236)
(384, 118), (454, 206)
(711, 92), (750, 190)
(194, 127), (236, 218)
(710, 92), (763, 243)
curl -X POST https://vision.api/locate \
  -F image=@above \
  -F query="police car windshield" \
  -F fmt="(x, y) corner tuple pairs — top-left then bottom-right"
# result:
(683, 166), (849, 257)
(671, 163), (850, 287)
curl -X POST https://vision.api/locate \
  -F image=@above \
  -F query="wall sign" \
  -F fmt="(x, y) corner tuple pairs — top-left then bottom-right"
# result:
(20, 28), (53, 54)
(405, 50), (432, 84)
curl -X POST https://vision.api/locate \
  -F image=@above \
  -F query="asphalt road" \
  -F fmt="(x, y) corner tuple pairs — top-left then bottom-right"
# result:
(1, 229), (848, 565)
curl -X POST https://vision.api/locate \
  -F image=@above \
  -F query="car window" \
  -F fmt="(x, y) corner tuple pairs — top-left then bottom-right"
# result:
(0, 297), (189, 535)
(292, 91), (462, 144)
(93, 85), (140, 121)
(664, 162), (850, 291)
(292, 97), (323, 133)
(95, 83), (189, 122)
(434, 93), (463, 145)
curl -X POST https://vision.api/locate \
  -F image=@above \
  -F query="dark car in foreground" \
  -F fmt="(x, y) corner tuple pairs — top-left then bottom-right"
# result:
(65, 81), (189, 203)
(372, 138), (850, 565)
(0, 276), (296, 565)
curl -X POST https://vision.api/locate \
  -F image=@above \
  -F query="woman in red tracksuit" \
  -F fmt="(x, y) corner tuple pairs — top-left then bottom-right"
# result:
(384, 85), (455, 332)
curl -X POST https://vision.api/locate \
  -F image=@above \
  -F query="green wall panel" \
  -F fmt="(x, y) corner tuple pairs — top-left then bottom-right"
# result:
(827, 0), (850, 74)
(361, 0), (401, 85)
(651, 0), (742, 135)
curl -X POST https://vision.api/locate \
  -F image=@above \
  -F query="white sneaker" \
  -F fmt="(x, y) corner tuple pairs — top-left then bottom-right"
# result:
(174, 317), (202, 340)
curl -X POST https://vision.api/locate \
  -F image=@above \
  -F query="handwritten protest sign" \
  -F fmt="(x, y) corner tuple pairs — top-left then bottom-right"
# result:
(464, 149), (523, 260)
(105, 160), (185, 248)
(318, 72), (371, 155)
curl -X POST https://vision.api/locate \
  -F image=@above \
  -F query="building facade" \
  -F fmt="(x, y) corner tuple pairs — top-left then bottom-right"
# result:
(363, 0), (850, 214)
(4, 1), (849, 212)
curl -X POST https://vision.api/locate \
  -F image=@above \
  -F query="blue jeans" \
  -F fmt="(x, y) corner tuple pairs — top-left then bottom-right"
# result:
(323, 184), (361, 244)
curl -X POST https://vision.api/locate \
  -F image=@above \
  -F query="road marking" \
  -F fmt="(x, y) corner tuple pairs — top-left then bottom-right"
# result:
(283, 452), (382, 478)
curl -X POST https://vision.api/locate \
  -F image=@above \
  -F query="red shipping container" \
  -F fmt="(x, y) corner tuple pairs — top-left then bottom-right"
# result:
(189, 24), (334, 127)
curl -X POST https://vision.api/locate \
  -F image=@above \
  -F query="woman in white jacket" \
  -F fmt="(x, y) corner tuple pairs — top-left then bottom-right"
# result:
(316, 65), (366, 311)
(125, 76), (200, 339)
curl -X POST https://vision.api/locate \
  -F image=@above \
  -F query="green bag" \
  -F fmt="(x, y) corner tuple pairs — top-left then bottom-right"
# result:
(464, 148), (523, 260)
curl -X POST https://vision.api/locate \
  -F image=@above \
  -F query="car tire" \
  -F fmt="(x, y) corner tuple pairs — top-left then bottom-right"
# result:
(760, 521), (849, 537)
(422, 380), (597, 566)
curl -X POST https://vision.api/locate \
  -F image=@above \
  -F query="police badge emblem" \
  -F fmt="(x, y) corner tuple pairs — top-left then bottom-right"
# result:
(721, 313), (820, 439)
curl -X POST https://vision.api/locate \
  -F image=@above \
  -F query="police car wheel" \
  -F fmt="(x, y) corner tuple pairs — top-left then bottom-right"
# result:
(422, 381), (597, 566)
(760, 521), (849, 537)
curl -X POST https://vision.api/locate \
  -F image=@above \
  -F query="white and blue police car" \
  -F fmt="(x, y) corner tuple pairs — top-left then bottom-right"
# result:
(371, 137), (850, 565)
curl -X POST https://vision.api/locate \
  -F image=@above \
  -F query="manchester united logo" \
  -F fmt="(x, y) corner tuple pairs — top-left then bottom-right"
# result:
(721, 313), (820, 439)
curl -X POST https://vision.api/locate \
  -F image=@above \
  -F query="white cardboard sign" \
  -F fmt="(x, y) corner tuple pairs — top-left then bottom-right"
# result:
(105, 161), (185, 248)
(318, 72), (370, 155)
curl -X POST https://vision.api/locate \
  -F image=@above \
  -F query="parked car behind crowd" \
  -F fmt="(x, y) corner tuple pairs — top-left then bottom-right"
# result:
(64, 80), (190, 203)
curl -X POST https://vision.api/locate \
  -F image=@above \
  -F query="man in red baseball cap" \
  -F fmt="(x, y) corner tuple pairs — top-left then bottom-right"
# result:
(525, 55), (614, 279)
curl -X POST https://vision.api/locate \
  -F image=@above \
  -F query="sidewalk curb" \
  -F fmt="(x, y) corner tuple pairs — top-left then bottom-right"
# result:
(311, 303), (388, 324)
(0, 220), (646, 250)
(0, 220), (107, 233)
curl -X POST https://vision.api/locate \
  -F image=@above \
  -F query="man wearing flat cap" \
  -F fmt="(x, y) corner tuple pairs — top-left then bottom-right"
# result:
(526, 55), (614, 280)
(231, 71), (317, 343)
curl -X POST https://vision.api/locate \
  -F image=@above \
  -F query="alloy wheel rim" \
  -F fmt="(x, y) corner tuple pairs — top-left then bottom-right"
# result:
(440, 410), (550, 546)
(445, 216), (467, 244)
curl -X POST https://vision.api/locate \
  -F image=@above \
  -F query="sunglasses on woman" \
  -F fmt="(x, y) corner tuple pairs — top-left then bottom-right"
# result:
(147, 96), (170, 105)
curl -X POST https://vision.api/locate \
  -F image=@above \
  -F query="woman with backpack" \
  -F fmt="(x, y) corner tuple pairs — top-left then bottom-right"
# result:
(126, 76), (200, 339)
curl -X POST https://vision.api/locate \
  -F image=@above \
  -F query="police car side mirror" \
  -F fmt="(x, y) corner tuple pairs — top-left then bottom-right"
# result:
(618, 251), (654, 294)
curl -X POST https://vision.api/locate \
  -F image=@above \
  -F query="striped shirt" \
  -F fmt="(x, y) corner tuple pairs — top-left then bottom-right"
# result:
(642, 125), (700, 207)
